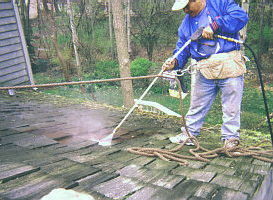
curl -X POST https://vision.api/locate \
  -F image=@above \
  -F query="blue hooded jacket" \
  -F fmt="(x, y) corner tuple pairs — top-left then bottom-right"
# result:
(173, 0), (249, 70)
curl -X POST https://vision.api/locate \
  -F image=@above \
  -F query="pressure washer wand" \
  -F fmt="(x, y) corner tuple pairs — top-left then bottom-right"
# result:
(98, 39), (193, 146)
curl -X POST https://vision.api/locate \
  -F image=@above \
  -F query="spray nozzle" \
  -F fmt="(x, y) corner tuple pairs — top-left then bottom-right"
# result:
(190, 27), (204, 41)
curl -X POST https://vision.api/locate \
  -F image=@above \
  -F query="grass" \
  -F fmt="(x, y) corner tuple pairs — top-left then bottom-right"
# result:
(34, 71), (272, 133)
(32, 70), (273, 147)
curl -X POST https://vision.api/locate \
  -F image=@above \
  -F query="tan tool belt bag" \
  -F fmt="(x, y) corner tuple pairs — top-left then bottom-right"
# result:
(197, 50), (246, 79)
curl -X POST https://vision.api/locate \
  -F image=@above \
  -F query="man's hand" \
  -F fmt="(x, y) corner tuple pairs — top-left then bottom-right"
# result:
(202, 26), (214, 40)
(162, 58), (176, 71)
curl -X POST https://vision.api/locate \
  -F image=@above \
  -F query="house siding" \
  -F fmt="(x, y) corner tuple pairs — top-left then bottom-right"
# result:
(0, 1), (34, 87)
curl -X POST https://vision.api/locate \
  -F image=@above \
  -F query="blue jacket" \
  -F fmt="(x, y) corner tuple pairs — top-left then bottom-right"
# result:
(173, 0), (249, 70)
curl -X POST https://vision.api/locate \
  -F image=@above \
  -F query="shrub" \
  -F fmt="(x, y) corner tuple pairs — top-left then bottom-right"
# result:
(94, 60), (119, 79)
(32, 59), (50, 73)
(130, 57), (152, 77)
(130, 57), (154, 88)
(92, 60), (120, 87)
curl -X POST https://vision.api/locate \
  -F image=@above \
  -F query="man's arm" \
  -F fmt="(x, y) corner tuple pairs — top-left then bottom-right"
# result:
(172, 25), (191, 70)
(209, 0), (249, 33)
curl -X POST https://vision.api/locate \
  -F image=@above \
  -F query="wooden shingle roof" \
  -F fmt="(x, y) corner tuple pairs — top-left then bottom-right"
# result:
(0, 90), (273, 200)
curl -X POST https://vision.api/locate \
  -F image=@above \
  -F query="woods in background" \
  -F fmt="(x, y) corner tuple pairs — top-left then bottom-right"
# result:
(18, 0), (272, 91)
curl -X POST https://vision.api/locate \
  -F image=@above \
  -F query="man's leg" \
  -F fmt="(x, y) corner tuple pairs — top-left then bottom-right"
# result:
(220, 75), (244, 140)
(184, 72), (219, 137)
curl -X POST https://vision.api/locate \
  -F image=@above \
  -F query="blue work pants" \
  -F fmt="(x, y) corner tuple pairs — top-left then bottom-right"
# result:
(183, 72), (244, 140)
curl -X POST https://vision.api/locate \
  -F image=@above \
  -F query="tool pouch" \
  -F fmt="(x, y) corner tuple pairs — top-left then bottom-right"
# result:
(196, 50), (246, 79)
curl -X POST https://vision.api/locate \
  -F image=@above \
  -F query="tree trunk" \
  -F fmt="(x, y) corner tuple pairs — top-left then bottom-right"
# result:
(47, 1), (71, 82)
(53, 0), (59, 13)
(258, 0), (265, 65)
(25, 0), (30, 40)
(67, 0), (86, 92)
(88, 0), (95, 42)
(108, 0), (114, 59)
(19, 0), (33, 56)
(269, 2), (273, 28)
(41, 0), (49, 13)
(19, 0), (24, 23)
(112, 0), (134, 108)
(241, 0), (249, 41)
(127, 0), (132, 58)
(240, 0), (249, 56)
(37, 0), (41, 58)
(26, 0), (34, 55)
(147, 42), (154, 61)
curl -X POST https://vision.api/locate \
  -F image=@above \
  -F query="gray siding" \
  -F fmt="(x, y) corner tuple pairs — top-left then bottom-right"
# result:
(0, 1), (34, 87)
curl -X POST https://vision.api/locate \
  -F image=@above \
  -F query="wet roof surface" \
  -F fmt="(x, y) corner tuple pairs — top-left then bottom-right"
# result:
(0, 90), (272, 200)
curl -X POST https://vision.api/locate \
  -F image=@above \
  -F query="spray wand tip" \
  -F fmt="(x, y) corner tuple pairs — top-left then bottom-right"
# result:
(98, 140), (112, 146)
(98, 131), (116, 146)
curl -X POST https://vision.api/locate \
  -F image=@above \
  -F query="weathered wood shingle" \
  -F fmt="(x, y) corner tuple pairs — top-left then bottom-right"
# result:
(0, 90), (273, 200)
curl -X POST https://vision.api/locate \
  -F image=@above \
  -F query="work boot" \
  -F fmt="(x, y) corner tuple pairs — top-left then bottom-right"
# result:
(169, 132), (194, 145)
(223, 138), (241, 156)
(223, 138), (239, 148)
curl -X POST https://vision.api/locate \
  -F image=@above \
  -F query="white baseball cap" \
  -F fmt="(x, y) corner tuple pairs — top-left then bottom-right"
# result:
(172, 0), (189, 11)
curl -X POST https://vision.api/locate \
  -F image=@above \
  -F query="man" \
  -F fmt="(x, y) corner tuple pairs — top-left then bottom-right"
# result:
(163, 0), (248, 147)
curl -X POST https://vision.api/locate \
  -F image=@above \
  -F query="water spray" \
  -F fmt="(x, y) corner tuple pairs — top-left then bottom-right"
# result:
(98, 36), (196, 146)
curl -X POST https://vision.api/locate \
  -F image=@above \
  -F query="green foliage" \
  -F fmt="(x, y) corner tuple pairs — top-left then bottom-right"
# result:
(34, 72), (64, 84)
(130, 58), (166, 89)
(94, 60), (119, 80)
(247, 2), (273, 55)
(131, 58), (153, 77)
(93, 25), (113, 55)
(32, 59), (51, 73)
(247, 21), (272, 55)
(261, 26), (272, 53)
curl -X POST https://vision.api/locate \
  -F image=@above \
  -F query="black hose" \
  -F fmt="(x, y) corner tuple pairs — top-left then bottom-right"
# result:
(243, 42), (273, 145)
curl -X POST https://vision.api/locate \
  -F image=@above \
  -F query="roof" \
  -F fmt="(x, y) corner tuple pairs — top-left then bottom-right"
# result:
(0, 90), (272, 200)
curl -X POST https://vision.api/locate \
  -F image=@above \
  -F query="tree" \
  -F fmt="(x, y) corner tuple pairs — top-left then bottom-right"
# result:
(87, 0), (98, 42)
(19, 0), (34, 57)
(131, 0), (175, 61)
(46, 0), (71, 82)
(41, 0), (49, 12)
(112, 0), (134, 108)
(241, 0), (249, 41)
(258, 0), (265, 64)
(108, 0), (115, 59)
(240, 0), (249, 56)
(67, 0), (86, 92)
(247, 0), (273, 67)
(77, 0), (101, 70)
(126, 0), (132, 57)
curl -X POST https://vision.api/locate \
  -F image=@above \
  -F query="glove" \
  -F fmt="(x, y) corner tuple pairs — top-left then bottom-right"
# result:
(162, 58), (177, 71)
(202, 25), (214, 40)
